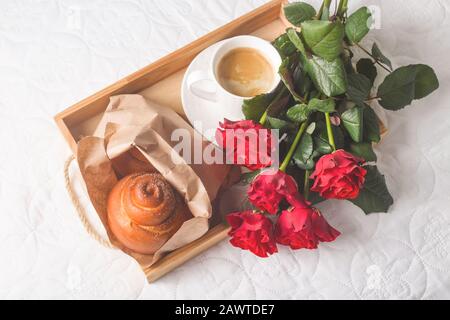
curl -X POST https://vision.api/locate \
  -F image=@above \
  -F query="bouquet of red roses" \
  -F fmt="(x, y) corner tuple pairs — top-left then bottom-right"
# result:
(216, 0), (439, 258)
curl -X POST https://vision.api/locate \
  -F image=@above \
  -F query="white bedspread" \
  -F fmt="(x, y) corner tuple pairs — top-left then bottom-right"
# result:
(1, 0), (450, 300)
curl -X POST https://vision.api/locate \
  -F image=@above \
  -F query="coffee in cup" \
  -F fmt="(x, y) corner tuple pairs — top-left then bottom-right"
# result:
(186, 35), (282, 123)
(216, 47), (275, 98)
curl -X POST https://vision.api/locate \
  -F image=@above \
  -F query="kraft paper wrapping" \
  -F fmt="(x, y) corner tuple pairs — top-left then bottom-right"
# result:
(76, 94), (231, 268)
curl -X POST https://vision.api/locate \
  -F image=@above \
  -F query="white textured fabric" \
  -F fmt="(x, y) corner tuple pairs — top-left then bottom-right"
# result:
(0, 0), (450, 300)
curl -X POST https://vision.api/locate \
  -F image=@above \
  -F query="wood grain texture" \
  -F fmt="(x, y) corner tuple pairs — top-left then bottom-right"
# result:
(145, 224), (231, 283)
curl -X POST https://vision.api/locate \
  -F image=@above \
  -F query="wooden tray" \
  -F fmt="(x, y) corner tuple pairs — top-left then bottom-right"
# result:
(54, 0), (295, 283)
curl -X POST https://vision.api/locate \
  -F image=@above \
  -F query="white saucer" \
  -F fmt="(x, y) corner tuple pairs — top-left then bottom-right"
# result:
(181, 40), (245, 143)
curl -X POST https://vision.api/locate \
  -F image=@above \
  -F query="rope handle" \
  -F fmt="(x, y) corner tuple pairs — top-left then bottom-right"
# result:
(64, 155), (116, 249)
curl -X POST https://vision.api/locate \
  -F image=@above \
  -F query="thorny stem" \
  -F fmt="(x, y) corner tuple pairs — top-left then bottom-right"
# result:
(337, 0), (349, 17)
(318, 0), (333, 20)
(356, 43), (392, 74)
(259, 111), (268, 126)
(325, 113), (337, 152)
(304, 169), (311, 200)
(333, 0), (339, 17)
(280, 121), (308, 172)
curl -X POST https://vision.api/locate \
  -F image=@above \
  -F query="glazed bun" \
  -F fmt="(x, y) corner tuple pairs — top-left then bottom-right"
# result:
(107, 172), (191, 254)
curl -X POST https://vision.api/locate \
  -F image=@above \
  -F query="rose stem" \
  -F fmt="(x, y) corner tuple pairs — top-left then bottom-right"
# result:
(259, 111), (268, 126)
(333, 0), (339, 17)
(356, 43), (392, 74)
(337, 0), (348, 17)
(304, 169), (311, 200)
(325, 113), (337, 152)
(318, 0), (333, 19)
(280, 121), (308, 172)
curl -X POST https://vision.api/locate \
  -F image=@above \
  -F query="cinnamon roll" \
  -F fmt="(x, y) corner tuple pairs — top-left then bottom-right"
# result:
(107, 173), (191, 254)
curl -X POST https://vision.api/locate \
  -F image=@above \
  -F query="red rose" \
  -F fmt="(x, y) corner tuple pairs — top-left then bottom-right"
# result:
(216, 119), (273, 171)
(226, 211), (278, 258)
(248, 169), (298, 215)
(310, 149), (367, 200)
(275, 195), (340, 250)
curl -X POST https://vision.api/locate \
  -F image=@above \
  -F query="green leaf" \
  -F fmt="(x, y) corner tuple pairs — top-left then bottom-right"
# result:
(346, 73), (372, 104)
(242, 82), (290, 121)
(298, 158), (316, 171)
(351, 166), (393, 214)
(291, 63), (315, 98)
(286, 28), (306, 56)
(317, 123), (345, 150)
(309, 191), (326, 205)
(287, 104), (311, 123)
(306, 122), (316, 135)
(296, 133), (314, 163)
(342, 106), (364, 142)
(272, 33), (296, 58)
(284, 2), (317, 27)
(308, 98), (336, 113)
(268, 95), (291, 119)
(242, 82), (284, 121)
(377, 64), (440, 110)
(240, 170), (261, 185)
(350, 142), (377, 162)
(332, 126), (346, 149)
(413, 64), (440, 99)
(279, 57), (305, 102)
(293, 133), (315, 170)
(287, 99), (335, 124)
(242, 94), (271, 121)
(363, 105), (381, 143)
(313, 135), (333, 155)
(309, 90), (320, 100)
(356, 58), (377, 84)
(301, 20), (345, 61)
(306, 55), (347, 97)
(345, 7), (372, 44)
(267, 116), (290, 130)
(372, 43), (393, 71)
(343, 48), (355, 74)
(297, 73), (314, 97)
(378, 66), (415, 110)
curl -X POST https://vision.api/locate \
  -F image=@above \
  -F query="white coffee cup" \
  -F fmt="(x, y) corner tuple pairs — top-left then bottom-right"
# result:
(187, 35), (282, 121)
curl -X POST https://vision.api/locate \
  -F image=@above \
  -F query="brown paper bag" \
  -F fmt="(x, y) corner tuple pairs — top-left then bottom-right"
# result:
(76, 94), (231, 269)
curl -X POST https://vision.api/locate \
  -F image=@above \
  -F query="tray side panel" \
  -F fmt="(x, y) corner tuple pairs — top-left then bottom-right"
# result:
(145, 224), (231, 283)
(138, 19), (288, 116)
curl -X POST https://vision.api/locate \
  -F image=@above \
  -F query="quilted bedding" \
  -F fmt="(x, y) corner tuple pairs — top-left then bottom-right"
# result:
(0, 0), (450, 299)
